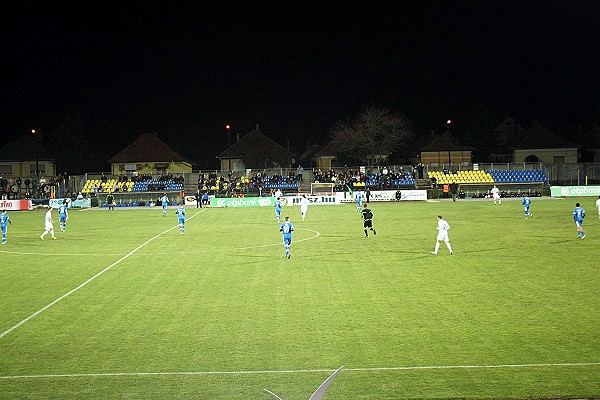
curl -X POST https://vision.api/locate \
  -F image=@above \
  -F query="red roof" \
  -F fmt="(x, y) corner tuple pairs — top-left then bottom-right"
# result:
(217, 127), (289, 158)
(108, 133), (192, 164)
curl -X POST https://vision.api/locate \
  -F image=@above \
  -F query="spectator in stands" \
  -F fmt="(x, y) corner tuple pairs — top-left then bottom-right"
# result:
(297, 164), (304, 182)
(101, 173), (107, 184)
(24, 178), (31, 193)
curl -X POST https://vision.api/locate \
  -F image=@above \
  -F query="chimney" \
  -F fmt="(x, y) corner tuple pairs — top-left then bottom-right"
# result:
(256, 123), (260, 131)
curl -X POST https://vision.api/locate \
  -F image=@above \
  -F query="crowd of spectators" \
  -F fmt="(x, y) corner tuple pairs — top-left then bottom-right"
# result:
(312, 167), (414, 190)
(1, 174), (73, 200)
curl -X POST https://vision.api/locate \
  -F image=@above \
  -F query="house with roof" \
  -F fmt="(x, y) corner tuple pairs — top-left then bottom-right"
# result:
(488, 117), (524, 162)
(108, 133), (193, 175)
(0, 134), (56, 177)
(217, 124), (292, 172)
(410, 130), (474, 167)
(310, 138), (343, 169)
(576, 122), (600, 162)
(512, 121), (578, 164)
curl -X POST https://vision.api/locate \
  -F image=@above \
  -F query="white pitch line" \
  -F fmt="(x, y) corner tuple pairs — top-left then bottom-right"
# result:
(0, 210), (206, 340)
(0, 362), (598, 380)
(0, 228), (321, 257)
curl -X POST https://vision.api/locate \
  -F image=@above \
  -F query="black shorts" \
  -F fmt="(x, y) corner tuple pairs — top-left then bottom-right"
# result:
(363, 219), (372, 228)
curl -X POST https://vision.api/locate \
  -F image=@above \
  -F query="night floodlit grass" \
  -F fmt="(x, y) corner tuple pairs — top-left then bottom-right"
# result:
(0, 197), (599, 399)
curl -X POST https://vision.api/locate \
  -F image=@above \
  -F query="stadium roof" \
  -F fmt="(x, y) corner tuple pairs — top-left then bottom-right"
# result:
(0, 134), (55, 162)
(108, 133), (192, 164)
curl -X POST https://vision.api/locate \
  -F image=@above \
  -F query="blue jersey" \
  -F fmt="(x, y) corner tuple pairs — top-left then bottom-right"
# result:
(58, 205), (68, 217)
(280, 221), (294, 243)
(0, 214), (10, 227)
(522, 197), (531, 207)
(274, 199), (282, 211)
(573, 207), (586, 222)
(356, 192), (362, 204)
(161, 196), (169, 207)
(175, 206), (186, 220)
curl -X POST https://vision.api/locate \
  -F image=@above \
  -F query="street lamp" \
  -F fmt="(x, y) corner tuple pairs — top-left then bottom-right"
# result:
(225, 124), (232, 172)
(446, 120), (452, 166)
(225, 124), (231, 147)
(32, 129), (40, 177)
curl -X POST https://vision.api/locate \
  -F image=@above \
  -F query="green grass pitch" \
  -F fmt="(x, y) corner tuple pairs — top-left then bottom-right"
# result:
(0, 197), (599, 399)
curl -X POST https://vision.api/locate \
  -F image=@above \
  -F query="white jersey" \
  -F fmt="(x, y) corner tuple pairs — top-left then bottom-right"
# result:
(491, 187), (500, 198)
(44, 210), (53, 230)
(436, 218), (450, 241)
(300, 197), (309, 211)
(596, 198), (600, 214)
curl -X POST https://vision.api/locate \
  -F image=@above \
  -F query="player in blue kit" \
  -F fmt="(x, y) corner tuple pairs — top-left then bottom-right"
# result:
(573, 202), (586, 239)
(280, 216), (294, 259)
(161, 193), (169, 216)
(274, 197), (282, 222)
(522, 196), (532, 219)
(175, 203), (186, 235)
(58, 200), (69, 231)
(1, 209), (12, 244)
(355, 191), (363, 212)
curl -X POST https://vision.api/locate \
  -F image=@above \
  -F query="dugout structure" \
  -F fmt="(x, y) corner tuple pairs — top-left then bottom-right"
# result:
(311, 182), (335, 196)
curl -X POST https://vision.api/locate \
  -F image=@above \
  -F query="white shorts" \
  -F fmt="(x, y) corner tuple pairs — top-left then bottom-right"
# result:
(300, 207), (308, 214)
(493, 194), (500, 200)
(437, 231), (449, 242)
(45, 223), (54, 231)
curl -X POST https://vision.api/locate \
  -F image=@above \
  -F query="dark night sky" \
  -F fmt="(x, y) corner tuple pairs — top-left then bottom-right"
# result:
(3, 2), (600, 169)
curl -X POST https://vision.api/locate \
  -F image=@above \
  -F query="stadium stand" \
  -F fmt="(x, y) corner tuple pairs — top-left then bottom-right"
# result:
(428, 170), (494, 185)
(428, 169), (548, 184)
(488, 169), (549, 183)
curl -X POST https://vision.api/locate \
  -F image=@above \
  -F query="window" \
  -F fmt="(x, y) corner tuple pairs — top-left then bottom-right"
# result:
(30, 163), (45, 175)
(0, 165), (12, 175)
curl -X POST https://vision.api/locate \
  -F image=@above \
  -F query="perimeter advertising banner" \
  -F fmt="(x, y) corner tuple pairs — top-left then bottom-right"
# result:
(0, 199), (33, 211)
(49, 198), (72, 208)
(210, 196), (275, 208)
(550, 186), (600, 197)
(337, 190), (428, 202)
(286, 195), (340, 206)
(184, 195), (213, 206)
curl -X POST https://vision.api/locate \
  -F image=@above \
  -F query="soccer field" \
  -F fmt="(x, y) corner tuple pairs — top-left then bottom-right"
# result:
(1, 198), (599, 399)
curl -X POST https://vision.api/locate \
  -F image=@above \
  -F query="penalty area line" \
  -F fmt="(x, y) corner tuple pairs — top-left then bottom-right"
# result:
(0, 210), (206, 341)
(1, 361), (599, 380)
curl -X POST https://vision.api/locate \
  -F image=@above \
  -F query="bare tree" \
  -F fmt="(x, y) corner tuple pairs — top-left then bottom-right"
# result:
(330, 105), (413, 166)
